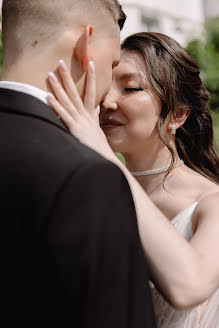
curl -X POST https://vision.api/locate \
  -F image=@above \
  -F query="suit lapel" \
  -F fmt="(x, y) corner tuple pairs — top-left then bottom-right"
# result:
(0, 88), (69, 132)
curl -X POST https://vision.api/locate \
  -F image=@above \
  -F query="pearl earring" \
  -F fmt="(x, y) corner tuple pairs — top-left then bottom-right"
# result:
(171, 125), (176, 135)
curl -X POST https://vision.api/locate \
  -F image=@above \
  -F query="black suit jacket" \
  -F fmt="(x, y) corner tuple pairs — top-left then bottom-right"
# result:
(0, 89), (156, 327)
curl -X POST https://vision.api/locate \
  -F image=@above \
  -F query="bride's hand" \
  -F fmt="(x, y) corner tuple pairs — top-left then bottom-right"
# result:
(47, 60), (114, 159)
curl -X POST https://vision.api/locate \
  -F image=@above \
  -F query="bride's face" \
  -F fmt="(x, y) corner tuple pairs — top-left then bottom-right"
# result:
(100, 50), (162, 154)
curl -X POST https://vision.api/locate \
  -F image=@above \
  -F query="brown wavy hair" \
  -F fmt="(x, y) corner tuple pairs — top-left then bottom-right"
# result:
(121, 32), (219, 184)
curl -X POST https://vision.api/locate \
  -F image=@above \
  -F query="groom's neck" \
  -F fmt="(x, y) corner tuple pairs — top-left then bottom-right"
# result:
(1, 60), (53, 92)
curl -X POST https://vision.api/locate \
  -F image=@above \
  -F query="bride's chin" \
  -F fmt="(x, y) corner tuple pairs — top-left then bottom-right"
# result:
(107, 142), (126, 154)
(107, 142), (118, 152)
(104, 135), (128, 153)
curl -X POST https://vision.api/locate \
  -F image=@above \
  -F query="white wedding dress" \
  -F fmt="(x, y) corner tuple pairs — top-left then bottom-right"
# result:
(150, 202), (219, 328)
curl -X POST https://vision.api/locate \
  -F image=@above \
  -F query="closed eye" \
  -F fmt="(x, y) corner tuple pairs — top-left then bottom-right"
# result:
(124, 88), (144, 92)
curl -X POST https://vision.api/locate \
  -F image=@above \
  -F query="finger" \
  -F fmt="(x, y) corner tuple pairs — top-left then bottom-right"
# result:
(96, 105), (100, 115)
(58, 60), (84, 112)
(94, 105), (101, 125)
(47, 92), (77, 131)
(84, 61), (96, 111)
(48, 72), (77, 116)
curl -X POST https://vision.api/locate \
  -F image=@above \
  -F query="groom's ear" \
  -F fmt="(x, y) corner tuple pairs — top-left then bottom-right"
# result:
(75, 25), (93, 72)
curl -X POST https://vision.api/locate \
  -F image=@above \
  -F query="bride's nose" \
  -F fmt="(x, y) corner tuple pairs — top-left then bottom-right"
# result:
(101, 89), (118, 112)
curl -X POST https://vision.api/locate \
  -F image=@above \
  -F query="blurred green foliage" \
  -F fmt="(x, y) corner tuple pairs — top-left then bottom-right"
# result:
(187, 18), (219, 150)
(187, 17), (219, 112)
(212, 111), (219, 151)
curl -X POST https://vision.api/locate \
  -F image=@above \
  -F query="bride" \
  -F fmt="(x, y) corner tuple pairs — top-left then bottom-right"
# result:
(47, 32), (219, 327)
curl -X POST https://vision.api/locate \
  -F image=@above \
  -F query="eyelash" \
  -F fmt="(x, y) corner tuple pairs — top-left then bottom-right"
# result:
(124, 88), (144, 92)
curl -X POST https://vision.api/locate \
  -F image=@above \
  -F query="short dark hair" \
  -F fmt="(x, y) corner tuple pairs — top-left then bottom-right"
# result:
(105, 0), (127, 30)
(2, 0), (126, 34)
(2, 0), (126, 58)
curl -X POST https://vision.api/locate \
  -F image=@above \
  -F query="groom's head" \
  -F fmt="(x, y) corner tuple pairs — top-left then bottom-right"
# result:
(2, 0), (126, 103)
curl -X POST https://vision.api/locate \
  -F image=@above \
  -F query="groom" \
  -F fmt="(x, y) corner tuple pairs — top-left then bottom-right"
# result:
(0, 0), (155, 326)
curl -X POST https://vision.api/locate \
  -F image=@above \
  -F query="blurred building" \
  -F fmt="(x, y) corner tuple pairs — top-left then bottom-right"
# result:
(203, 0), (219, 18)
(120, 0), (205, 45)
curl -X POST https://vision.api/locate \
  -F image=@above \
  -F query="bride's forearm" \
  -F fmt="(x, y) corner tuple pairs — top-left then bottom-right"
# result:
(108, 154), (209, 309)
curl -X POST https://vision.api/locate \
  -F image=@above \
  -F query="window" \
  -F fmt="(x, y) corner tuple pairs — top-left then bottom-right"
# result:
(141, 15), (160, 31)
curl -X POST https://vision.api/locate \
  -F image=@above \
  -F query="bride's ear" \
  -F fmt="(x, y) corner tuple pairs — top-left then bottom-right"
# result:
(75, 25), (93, 72)
(166, 108), (191, 134)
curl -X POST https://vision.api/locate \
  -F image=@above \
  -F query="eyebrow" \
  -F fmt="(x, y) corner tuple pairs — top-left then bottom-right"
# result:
(117, 73), (143, 81)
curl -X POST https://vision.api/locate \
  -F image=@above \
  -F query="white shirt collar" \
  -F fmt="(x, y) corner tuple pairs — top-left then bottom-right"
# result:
(0, 81), (49, 106)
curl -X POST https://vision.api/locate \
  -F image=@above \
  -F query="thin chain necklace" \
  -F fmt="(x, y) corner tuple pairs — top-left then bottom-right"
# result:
(130, 160), (184, 176)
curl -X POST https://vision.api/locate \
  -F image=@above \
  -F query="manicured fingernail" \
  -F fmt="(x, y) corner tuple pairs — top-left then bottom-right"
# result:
(89, 61), (95, 73)
(97, 105), (100, 114)
(59, 59), (68, 72)
(47, 92), (55, 101)
(48, 72), (58, 83)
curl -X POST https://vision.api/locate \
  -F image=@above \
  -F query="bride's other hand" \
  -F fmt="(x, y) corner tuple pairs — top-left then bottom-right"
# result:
(47, 60), (113, 159)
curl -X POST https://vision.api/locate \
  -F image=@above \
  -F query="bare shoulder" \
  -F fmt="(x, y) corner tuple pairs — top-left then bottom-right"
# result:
(192, 191), (219, 231)
(178, 165), (218, 201)
(193, 171), (219, 196)
(198, 190), (219, 210)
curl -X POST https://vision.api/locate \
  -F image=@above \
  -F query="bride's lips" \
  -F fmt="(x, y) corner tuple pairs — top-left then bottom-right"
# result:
(100, 118), (123, 130)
